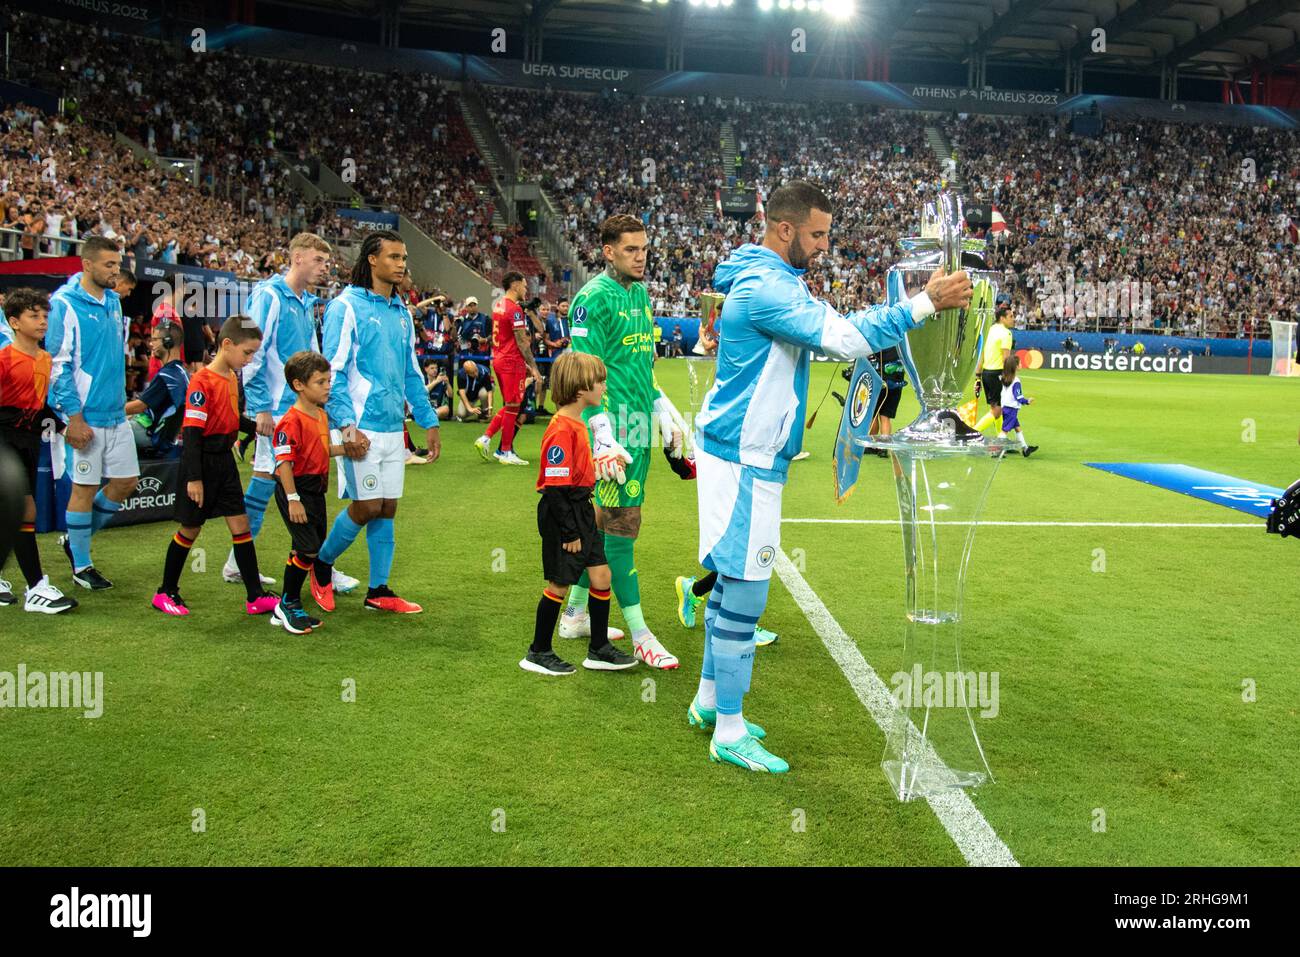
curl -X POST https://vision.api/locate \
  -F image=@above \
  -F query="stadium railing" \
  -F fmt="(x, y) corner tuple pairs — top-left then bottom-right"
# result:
(0, 227), (86, 261)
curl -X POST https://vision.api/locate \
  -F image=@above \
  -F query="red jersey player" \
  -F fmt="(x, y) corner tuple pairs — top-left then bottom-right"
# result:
(474, 271), (542, 466)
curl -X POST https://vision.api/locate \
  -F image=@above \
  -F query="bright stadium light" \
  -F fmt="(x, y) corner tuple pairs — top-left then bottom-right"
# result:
(705, 0), (719, 8)
(809, 0), (821, 10)
(793, 0), (806, 9)
(758, 0), (773, 9)
(778, 0), (790, 8)
(721, 0), (734, 6)
(825, 0), (855, 19)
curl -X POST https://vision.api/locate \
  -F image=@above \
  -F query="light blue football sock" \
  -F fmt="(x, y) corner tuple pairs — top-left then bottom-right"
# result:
(712, 576), (770, 717)
(90, 490), (123, 533)
(318, 511), (364, 566)
(242, 475), (277, 539)
(66, 509), (93, 571)
(365, 518), (395, 589)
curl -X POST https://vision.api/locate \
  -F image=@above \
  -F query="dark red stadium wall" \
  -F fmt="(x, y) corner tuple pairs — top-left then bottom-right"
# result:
(1222, 69), (1300, 109)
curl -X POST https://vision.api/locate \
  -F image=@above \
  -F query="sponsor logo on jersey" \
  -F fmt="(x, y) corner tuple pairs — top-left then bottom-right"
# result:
(546, 445), (565, 465)
(188, 390), (206, 407)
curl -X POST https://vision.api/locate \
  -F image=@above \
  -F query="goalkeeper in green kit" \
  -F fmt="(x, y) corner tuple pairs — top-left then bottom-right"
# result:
(556, 214), (687, 670)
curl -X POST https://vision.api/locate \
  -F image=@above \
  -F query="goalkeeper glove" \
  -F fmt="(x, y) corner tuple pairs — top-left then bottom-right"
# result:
(654, 394), (689, 459)
(589, 413), (633, 484)
(663, 447), (697, 480)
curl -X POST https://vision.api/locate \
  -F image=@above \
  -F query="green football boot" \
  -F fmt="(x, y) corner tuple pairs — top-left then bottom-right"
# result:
(676, 575), (703, 628)
(709, 733), (789, 774)
(754, 625), (779, 647)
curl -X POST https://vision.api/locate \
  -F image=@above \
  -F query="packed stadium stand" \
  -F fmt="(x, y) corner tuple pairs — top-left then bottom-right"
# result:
(3, 8), (1298, 336)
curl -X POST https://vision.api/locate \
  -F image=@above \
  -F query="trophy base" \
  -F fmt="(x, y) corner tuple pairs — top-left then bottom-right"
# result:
(896, 409), (991, 444)
(882, 759), (990, 802)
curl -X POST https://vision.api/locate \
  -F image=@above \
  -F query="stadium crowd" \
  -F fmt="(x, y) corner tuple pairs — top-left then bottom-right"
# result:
(947, 113), (1300, 337)
(4, 8), (1298, 338)
(5, 11), (507, 280)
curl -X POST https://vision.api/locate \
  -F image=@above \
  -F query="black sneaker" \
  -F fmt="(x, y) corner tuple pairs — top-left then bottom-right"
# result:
(72, 566), (114, 590)
(1022, 445), (1039, 458)
(583, 642), (639, 671)
(520, 649), (576, 676)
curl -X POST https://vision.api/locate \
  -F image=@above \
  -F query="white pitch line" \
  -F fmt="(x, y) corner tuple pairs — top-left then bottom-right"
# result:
(783, 519), (1258, 528)
(773, 549), (1019, 868)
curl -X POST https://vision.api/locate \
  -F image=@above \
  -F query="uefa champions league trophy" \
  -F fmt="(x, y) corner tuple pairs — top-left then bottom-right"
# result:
(858, 193), (1009, 801)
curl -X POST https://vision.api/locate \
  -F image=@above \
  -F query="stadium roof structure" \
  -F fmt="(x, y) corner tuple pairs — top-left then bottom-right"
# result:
(262, 0), (1299, 84)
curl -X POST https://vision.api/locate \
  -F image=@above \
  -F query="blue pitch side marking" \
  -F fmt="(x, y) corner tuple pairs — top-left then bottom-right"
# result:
(1084, 463), (1284, 517)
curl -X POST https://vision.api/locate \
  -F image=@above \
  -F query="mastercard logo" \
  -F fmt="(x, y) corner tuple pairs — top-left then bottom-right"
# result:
(1015, 349), (1044, 370)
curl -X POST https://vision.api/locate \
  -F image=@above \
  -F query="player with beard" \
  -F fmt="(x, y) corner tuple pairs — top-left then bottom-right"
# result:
(693, 181), (971, 772)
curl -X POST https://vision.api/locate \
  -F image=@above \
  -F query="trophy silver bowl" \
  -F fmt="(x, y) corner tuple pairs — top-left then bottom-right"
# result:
(889, 195), (1001, 443)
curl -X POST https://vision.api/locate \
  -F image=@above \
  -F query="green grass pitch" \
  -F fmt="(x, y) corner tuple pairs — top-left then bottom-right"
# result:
(2, 361), (1297, 866)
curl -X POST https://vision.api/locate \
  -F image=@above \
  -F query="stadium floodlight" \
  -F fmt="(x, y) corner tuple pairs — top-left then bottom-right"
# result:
(721, 0), (733, 7)
(825, 0), (855, 19)
(705, 0), (719, 8)
(809, 0), (821, 10)
(758, 0), (773, 9)
(793, 0), (805, 9)
(778, 0), (790, 9)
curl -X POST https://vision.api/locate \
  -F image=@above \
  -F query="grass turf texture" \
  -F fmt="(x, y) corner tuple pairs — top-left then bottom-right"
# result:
(1, 361), (1297, 866)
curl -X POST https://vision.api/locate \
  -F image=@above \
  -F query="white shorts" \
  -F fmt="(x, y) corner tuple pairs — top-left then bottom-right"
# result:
(252, 434), (276, 474)
(696, 445), (785, 581)
(69, 421), (140, 485)
(336, 429), (405, 501)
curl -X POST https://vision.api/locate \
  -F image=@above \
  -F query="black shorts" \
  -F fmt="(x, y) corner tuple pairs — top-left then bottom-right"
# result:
(538, 491), (604, 586)
(874, 381), (904, 421)
(183, 319), (208, 365)
(980, 370), (1005, 407)
(174, 452), (246, 527)
(0, 433), (38, 496)
(274, 476), (327, 557)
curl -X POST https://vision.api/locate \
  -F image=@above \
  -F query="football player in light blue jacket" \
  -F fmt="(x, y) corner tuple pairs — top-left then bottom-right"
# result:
(314, 231), (441, 615)
(46, 237), (140, 592)
(220, 233), (362, 594)
(692, 181), (973, 773)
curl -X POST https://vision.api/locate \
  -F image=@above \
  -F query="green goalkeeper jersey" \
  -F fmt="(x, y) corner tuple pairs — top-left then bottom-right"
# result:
(570, 270), (658, 448)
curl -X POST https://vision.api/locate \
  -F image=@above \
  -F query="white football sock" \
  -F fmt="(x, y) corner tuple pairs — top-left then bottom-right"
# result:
(697, 677), (717, 709)
(715, 711), (747, 744)
(1016, 429), (1028, 448)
